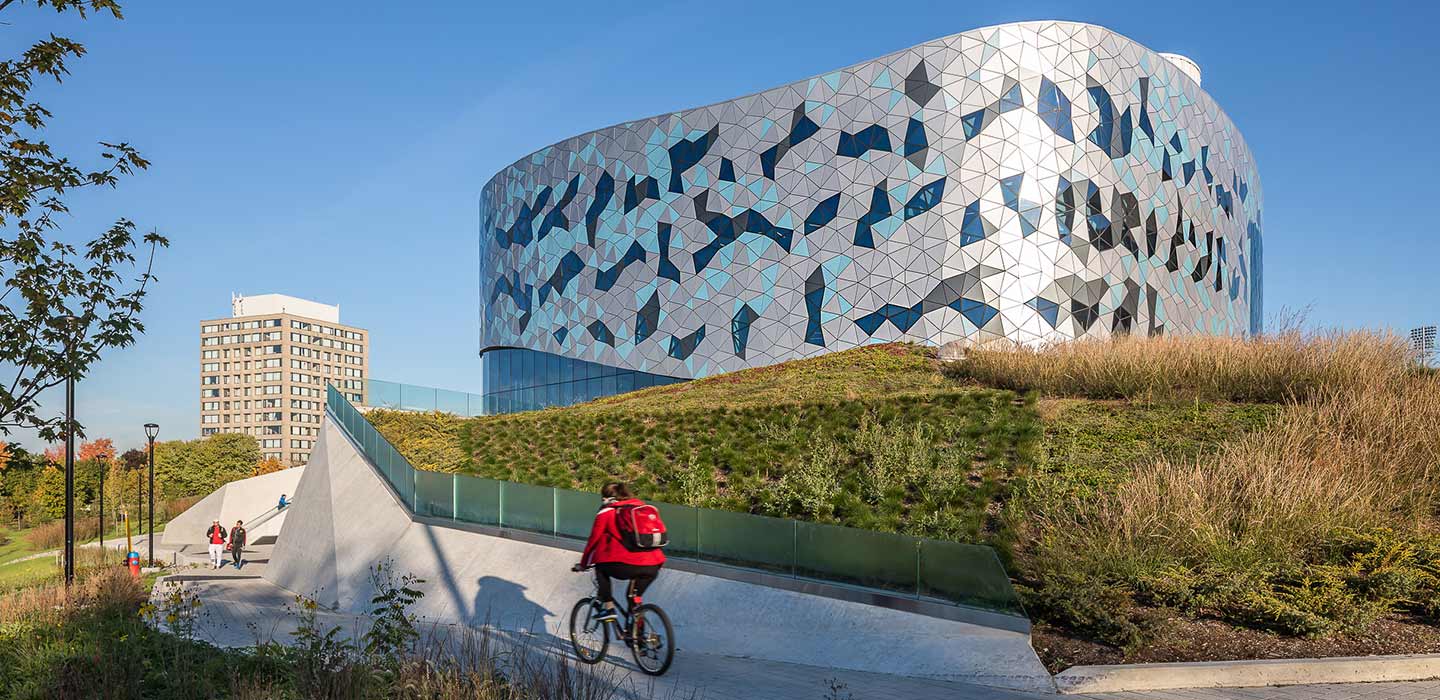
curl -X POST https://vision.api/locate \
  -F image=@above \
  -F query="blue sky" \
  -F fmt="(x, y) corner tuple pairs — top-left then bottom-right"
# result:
(8, 0), (1437, 451)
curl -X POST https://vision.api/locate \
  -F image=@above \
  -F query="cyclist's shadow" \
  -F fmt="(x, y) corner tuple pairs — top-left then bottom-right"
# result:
(471, 575), (555, 641)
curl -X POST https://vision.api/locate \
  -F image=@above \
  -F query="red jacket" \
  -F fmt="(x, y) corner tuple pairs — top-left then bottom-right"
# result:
(580, 499), (665, 568)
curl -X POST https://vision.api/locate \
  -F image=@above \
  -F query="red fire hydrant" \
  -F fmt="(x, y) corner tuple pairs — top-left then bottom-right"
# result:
(127, 551), (141, 578)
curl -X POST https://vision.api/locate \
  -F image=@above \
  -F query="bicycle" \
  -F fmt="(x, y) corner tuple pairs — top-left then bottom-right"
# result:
(568, 567), (675, 675)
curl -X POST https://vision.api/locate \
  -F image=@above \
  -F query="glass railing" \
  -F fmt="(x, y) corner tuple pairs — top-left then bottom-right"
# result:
(327, 385), (1026, 618)
(364, 379), (485, 417)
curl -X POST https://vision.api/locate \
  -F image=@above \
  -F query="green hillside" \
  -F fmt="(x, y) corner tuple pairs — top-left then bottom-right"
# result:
(370, 344), (1261, 543)
(369, 337), (1440, 661)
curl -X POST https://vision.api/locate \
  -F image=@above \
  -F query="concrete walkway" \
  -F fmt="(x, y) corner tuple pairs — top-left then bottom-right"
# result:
(172, 576), (1440, 700)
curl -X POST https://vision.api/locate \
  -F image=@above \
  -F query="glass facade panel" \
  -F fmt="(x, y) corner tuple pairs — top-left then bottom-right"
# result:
(400, 384), (437, 412)
(367, 379), (403, 409)
(391, 459), (414, 509)
(478, 348), (685, 416)
(796, 521), (917, 594)
(696, 508), (794, 574)
(500, 481), (554, 534)
(436, 389), (470, 416)
(415, 470), (454, 519)
(455, 475), (501, 526)
(654, 502), (700, 557)
(555, 489), (601, 540)
(364, 379), (482, 416)
(918, 539), (1025, 615)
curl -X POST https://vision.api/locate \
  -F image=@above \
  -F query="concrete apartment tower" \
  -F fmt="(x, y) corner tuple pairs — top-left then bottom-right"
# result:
(199, 294), (368, 465)
(1412, 325), (1438, 368)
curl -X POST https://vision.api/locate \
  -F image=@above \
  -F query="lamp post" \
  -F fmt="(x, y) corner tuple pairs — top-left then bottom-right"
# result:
(99, 463), (105, 551)
(136, 460), (143, 541)
(63, 315), (79, 586)
(144, 423), (159, 565)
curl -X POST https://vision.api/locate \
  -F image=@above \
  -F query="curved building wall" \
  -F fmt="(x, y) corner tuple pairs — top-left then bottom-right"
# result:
(479, 21), (1262, 412)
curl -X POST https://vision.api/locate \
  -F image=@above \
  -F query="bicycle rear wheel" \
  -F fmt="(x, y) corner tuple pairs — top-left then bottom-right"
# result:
(628, 603), (674, 676)
(569, 598), (609, 664)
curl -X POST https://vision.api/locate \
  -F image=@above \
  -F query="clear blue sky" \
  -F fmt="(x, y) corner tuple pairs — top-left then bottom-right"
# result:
(9, 0), (1437, 452)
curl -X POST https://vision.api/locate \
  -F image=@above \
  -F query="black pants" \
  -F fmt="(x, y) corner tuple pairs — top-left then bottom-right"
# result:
(230, 546), (243, 567)
(594, 563), (660, 607)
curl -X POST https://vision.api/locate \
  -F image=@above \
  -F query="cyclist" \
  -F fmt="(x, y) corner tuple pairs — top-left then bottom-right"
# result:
(573, 482), (665, 623)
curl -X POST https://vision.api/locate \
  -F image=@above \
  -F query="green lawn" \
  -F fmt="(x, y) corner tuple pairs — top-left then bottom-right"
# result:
(0, 528), (33, 563)
(0, 556), (59, 591)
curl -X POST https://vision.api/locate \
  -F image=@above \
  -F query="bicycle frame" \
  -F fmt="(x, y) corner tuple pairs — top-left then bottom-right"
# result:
(588, 577), (646, 640)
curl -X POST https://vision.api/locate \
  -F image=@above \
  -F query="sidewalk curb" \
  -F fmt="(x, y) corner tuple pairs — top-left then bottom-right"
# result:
(1054, 653), (1440, 694)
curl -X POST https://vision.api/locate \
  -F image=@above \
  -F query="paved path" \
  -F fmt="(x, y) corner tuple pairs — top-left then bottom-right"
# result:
(165, 576), (1440, 700)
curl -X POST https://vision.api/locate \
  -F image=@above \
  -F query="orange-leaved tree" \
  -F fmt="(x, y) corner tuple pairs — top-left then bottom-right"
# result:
(253, 456), (285, 476)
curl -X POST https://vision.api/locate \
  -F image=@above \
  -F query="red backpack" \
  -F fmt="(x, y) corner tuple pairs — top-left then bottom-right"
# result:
(614, 502), (669, 550)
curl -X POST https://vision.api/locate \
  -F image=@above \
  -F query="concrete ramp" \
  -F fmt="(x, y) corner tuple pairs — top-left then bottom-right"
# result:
(163, 466), (305, 547)
(267, 419), (1054, 692)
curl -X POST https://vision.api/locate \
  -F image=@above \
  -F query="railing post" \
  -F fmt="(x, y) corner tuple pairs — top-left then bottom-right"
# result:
(915, 540), (923, 599)
(498, 482), (505, 529)
(451, 474), (458, 522)
(790, 520), (798, 578)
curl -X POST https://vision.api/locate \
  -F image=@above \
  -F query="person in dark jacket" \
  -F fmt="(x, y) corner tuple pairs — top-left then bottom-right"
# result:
(206, 519), (228, 569)
(229, 520), (248, 569)
(574, 482), (665, 622)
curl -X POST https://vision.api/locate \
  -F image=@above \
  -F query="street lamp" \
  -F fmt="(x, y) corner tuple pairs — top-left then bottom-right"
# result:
(144, 423), (159, 565)
(98, 463), (105, 551)
(63, 315), (80, 586)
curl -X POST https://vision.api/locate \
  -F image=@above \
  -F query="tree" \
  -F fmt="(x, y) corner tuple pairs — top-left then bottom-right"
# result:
(153, 432), (260, 499)
(253, 456), (285, 476)
(118, 446), (145, 470)
(31, 464), (65, 519)
(0, 442), (45, 523)
(78, 438), (114, 462)
(0, 0), (169, 443)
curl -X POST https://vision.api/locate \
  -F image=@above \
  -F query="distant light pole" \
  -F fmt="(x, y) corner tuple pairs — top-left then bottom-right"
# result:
(144, 423), (159, 565)
(136, 459), (143, 541)
(99, 462), (105, 551)
(63, 315), (80, 586)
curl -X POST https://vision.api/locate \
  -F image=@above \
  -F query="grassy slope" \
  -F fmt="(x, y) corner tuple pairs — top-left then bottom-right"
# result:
(376, 345), (1041, 541)
(1030, 399), (1277, 499)
(370, 344), (1264, 549)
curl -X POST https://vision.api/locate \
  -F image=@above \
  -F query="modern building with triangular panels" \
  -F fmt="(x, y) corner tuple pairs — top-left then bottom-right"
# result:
(478, 21), (1262, 414)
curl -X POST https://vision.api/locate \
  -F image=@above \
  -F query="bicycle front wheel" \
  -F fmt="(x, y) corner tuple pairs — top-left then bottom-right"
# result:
(569, 598), (609, 664)
(628, 603), (674, 676)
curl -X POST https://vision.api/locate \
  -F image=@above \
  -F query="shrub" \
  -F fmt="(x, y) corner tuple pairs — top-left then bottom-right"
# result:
(24, 517), (104, 550)
(160, 495), (202, 522)
(1010, 359), (1440, 642)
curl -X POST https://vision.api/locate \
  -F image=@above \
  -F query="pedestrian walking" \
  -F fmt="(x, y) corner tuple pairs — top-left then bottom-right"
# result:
(206, 519), (228, 569)
(229, 519), (247, 569)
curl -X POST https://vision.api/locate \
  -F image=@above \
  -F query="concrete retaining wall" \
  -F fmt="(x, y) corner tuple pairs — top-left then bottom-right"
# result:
(163, 466), (304, 547)
(266, 419), (1054, 692)
(1056, 654), (1440, 694)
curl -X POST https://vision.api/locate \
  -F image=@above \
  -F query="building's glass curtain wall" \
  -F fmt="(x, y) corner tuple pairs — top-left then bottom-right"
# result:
(481, 348), (683, 414)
